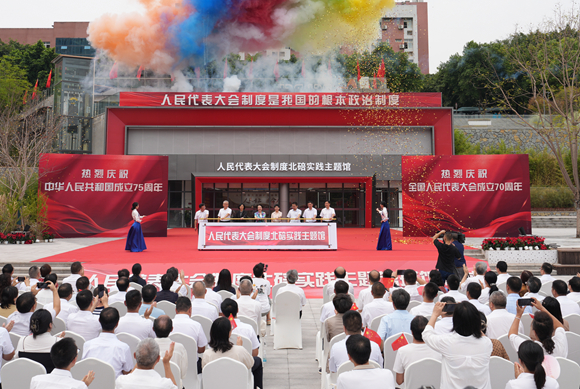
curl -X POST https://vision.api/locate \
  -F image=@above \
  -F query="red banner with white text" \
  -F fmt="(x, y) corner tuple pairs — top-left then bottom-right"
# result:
(402, 155), (531, 237)
(39, 154), (168, 238)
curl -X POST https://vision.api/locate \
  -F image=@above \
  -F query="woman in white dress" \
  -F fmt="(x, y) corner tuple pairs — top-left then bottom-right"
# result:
(125, 202), (147, 252)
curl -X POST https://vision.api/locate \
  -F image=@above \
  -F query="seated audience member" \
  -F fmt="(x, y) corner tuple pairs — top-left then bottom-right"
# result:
(509, 298), (568, 358)
(82, 307), (134, 377)
(92, 286), (109, 316)
(524, 277), (545, 302)
(276, 269), (307, 308)
(506, 277), (532, 315)
(115, 290), (156, 340)
(466, 283), (491, 315)
(62, 262), (84, 293)
(75, 276), (90, 294)
(479, 271), (499, 306)
(393, 315), (442, 386)
(325, 267), (355, 299)
(506, 340), (559, 389)
(67, 290), (102, 341)
(166, 267), (187, 297)
(0, 324), (14, 382)
(129, 263), (147, 286)
(568, 276), (580, 302)
(382, 269), (399, 288)
(221, 299), (260, 356)
(0, 286), (18, 317)
(252, 264), (272, 324)
(542, 297), (570, 331)
(236, 279), (262, 327)
(357, 270), (382, 311)
(361, 282), (394, 328)
(423, 301), (493, 389)
(171, 297), (207, 357)
(433, 231), (461, 281)
(155, 274), (179, 304)
(520, 270), (534, 297)
(27, 266), (41, 291)
(36, 273), (58, 305)
(495, 261), (511, 284)
(434, 296), (455, 334)
(202, 317), (263, 389)
(45, 283), (79, 322)
(30, 338), (94, 389)
(115, 338), (178, 389)
(190, 281), (219, 321)
(154, 316), (188, 381)
(487, 291), (524, 339)
(325, 294), (353, 342)
(203, 274), (223, 309)
(410, 282), (439, 317)
(9, 285), (60, 336)
(336, 335), (396, 389)
(16, 310), (62, 372)
(443, 274), (468, 302)
(539, 263), (556, 283)
(138, 285), (165, 319)
(320, 281), (350, 323)
(39, 264), (51, 280)
(402, 269), (424, 302)
(108, 277), (130, 304)
(552, 279), (580, 316)
(429, 270), (447, 293)
(377, 289), (413, 341)
(110, 269), (131, 293)
(329, 311), (383, 373)
(213, 269), (236, 294)
(480, 312), (510, 360)
(460, 262), (487, 292)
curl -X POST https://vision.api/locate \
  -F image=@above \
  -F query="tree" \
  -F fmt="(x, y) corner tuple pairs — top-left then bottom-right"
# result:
(0, 40), (56, 90)
(0, 59), (30, 108)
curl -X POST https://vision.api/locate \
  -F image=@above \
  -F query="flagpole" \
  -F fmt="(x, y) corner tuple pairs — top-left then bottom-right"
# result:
(92, 53), (96, 117)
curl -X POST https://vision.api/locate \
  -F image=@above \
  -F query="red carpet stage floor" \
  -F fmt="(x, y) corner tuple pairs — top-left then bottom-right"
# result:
(40, 229), (483, 298)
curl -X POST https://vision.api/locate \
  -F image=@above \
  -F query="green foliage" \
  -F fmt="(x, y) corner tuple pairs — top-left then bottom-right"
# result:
(453, 130), (481, 155)
(530, 187), (574, 208)
(0, 177), (47, 236)
(0, 58), (29, 108)
(0, 40), (56, 90)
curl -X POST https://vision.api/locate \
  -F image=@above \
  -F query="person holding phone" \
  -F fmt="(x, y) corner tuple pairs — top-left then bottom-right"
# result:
(125, 202), (147, 252)
(376, 201), (392, 250)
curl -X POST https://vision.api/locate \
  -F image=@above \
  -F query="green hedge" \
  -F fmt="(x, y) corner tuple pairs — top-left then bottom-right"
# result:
(530, 187), (575, 209)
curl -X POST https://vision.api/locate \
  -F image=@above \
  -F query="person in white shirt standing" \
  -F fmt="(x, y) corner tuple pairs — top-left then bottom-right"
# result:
(190, 281), (219, 321)
(276, 270), (306, 311)
(45, 283), (79, 323)
(203, 274), (223, 311)
(466, 283), (491, 315)
(287, 201), (302, 223)
(505, 340), (559, 389)
(568, 276), (580, 302)
(194, 202), (209, 231)
(115, 290), (156, 340)
(303, 201), (317, 223)
(443, 274), (468, 303)
(410, 282), (439, 318)
(357, 270), (382, 311)
(236, 278), (262, 329)
(320, 200), (336, 222)
(153, 316), (188, 382)
(552, 279), (580, 316)
(487, 291), (524, 339)
(495, 261), (511, 285)
(62, 262), (84, 293)
(539, 263), (556, 283)
(217, 200), (232, 222)
(67, 290), (103, 341)
(336, 334), (396, 389)
(361, 282), (394, 328)
(252, 263), (271, 324)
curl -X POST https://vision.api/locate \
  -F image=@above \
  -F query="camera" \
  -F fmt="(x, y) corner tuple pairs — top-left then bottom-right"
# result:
(450, 231), (466, 244)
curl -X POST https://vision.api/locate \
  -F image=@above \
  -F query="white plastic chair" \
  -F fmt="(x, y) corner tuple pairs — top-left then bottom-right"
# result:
(0, 316), (7, 328)
(565, 331), (580, 366)
(0, 358), (46, 389)
(540, 281), (554, 296)
(116, 332), (140, 356)
(556, 357), (580, 389)
(383, 332), (413, 370)
(564, 314), (580, 335)
(238, 315), (259, 335)
(322, 284), (331, 304)
(498, 333), (529, 363)
(521, 313), (533, 337)
(8, 332), (21, 350)
(217, 290), (234, 300)
(230, 333), (252, 355)
(202, 357), (253, 389)
(191, 314), (212, 342)
(404, 358), (442, 389)
(271, 282), (288, 317)
(108, 290), (118, 296)
(489, 355), (515, 389)
(273, 291), (302, 349)
(129, 282), (143, 292)
(406, 300), (421, 312)
(317, 319), (328, 370)
(169, 332), (200, 389)
(369, 314), (387, 332)
(110, 301), (127, 317)
(58, 331), (86, 358)
(497, 282), (507, 296)
(157, 301), (177, 319)
(321, 332), (346, 388)
(71, 357), (116, 389)
(35, 302), (44, 311)
(50, 317), (66, 335)
(154, 360), (182, 389)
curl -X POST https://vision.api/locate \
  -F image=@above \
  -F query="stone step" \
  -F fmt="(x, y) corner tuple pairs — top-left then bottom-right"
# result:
(532, 216), (576, 228)
(0, 262), (74, 282)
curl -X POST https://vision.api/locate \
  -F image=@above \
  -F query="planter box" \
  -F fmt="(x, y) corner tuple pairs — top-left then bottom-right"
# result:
(485, 249), (558, 266)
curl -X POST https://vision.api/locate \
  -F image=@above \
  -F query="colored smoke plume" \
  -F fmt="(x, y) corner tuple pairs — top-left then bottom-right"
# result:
(88, 0), (395, 73)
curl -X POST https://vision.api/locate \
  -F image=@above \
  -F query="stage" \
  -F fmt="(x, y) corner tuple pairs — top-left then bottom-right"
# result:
(39, 228), (483, 298)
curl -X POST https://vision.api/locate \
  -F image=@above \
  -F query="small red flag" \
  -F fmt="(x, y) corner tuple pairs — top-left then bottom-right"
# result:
(356, 59), (361, 82)
(109, 62), (118, 79)
(381, 277), (394, 289)
(46, 69), (52, 88)
(274, 60), (279, 82)
(364, 328), (382, 347)
(22, 90), (28, 105)
(351, 303), (359, 311)
(228, 314), (237, 329)
(530, 314), (534, 319)
(391, 333), (409, 351)
(223, 58), (228, 79)
(136, 65), (144, 80)
(378, 58), (385, 78)
(31, 79), (38, 100)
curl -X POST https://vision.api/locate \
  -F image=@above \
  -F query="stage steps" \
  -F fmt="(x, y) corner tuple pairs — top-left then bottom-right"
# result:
(0, 262), (73, 282)
(532, 216), (576, 228)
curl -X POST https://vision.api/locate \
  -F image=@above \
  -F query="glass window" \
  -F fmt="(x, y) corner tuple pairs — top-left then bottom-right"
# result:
(229, 183), (242, 189)
(327, 183), (342, 188)
(203, 183), (214, 189)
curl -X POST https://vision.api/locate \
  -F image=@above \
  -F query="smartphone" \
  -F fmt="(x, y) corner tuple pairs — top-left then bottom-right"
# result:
(264, 264), (268, 271)
(396, 270), (405, 276)
(17, 277), (25, 282)
(442, 303), (457, 313)
(97, 284), (105, 298)
(36, 282), (48, 289)
(518, 298), (534, 307)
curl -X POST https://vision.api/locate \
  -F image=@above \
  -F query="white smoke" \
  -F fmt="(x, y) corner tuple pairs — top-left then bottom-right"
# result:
(223, 75), (242, 92)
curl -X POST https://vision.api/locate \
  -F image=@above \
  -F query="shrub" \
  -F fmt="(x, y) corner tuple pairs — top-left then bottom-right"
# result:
(530, 187), (575, 209)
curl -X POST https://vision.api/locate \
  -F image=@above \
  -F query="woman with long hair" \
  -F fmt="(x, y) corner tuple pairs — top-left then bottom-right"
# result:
(125, 201), (147, 252)
(541, 297), (570, 331)
(506, 340), (559, 389)
(376, 201), (392, 251)
(213, 269), (235, 293)
(479, 271), (499, 305)
(0, 286), (18, 317)
(520, 270), (534, 297)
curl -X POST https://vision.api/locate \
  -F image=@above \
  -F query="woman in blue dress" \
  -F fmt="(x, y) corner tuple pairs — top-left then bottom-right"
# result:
(376, 201), (393, 250)
(125, 202), (147, 252)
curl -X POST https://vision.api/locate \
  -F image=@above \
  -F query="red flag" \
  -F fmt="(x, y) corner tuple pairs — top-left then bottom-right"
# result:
(301, 59), (305, 77)
(109, 62), (118, 79)
(31, 79), (38, 100)
(136, 65), (144, 80)
(22, 90), (28, 105)
(378, 59), (386, 78)
(356, 59), (361, 82)
(274, 60), (279, 82)
(391, 333), (409, 351)
(223, 59), (228, 79)
(228, 314), (237, 329)
(46, 69), (52, 88)
(381, 277), (394, 289)
(363, 328), (382, 347)
(350, 303), (359, 311)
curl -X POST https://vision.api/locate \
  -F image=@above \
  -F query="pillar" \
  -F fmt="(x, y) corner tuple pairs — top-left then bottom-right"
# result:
(280, 183), (289, 216)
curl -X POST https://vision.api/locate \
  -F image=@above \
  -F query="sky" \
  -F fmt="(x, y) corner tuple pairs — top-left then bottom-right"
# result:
(0, 0), (576, 73)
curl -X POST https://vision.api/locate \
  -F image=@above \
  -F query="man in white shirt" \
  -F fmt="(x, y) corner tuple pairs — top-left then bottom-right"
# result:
(172, 297), (208, 357)
(67, 290), (103, 341)
(194, 203), (209, 231)
(236, 279), (262, 327)
(552, 280), (580, 316)
(203, 274), (223, 310)
(357, 270), (382, 311)
(277, 269), (306, 308)
(466, 283), (491, 315)
(320, 200), (336, 222)
(154, 316), (188, 381)
(361, 282), (394, 328)
(393, 315), (442, 386)
(190, 281), (218, 321)
(45, 283), (79, 323)
(166, 267), (187, 297)
(539, 262), (556, 283)
(568, 276), (580, 302)
(524, 277), (546, 302)
(36, 273), (58, 305)
(495, 261), (511, 285)
(329, 311), (383, 373)
(326, 267), (355, 299)
(460, 262), (487, 292)
(402, 269), (424, 302)
(434, 296), (455, 334)
(30, 338), (95, 389)
(82, 307), (134, 377)
(336, 335), (396, 389)
(443, 274), (468, 302)
(487, 291), (524, 339)
(321, 281), (350, 323)
(115, 338), (178, 389)
(221, 299), (261, 357)
(62, 261), (84, 293)
(410, 282), (438, 318)
(303, 201), (317, 223)
(115, 290), (156, 340)
(26, 265), (41, 292)
(108, 277), (130, 304)
(9, 285), (60, 336)
(287, 201), (302, 223)
(139, 285), (165, 318)
(217, 200), (232, 222)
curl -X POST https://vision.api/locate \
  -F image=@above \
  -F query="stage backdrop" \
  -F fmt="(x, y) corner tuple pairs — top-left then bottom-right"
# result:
(39, 154), (168, 238)
(402, 155), (531, 237)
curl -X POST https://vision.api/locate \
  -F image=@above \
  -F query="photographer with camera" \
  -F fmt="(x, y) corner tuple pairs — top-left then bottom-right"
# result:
(432, 230), (461, 282)
(451, 232), (467, 279)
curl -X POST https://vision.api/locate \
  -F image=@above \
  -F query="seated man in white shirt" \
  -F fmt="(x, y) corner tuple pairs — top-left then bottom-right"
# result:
(336, 334), (396, 389)
(393, 315), (443, 386)
(460, 261), (487, 292)
(539, 262), (556, 283)
(138, 284), (165, 319)
(9, 287), (60, 336)
(357, 270), (382, 311)
(321, 281), (350, 323)
(115, 338), (178, 389)
(30, 337), (94, 389)
(166, 267), (187, 297)
(236, 278), (262, 328)
(203, 274), (223, 310)
(495, 261), (511, 285)
(190, 281), (219, 321)
(45, 283), (79, 323)
(154, 315), (188, 382)
(524, 277), (545, 302)
(443, 274), (468, 302)
(172, 296), (208, 374)
(67, 290), (103, 341)
(568, 276), (580, 303)
(487, 291), (524, 339)
(277, 269), (306, 316)
(552, 279), (580, 316)
(466, 283), (491, 315)
(62, 261), (84, 293)
(221, 299), (261, 357)
(82, 306), (134, 377)
(108, 277), (130, 304)
(36, 273), (58, 306)
(402, 269), (424, 302)
(434, 296), (455, 334)
(326, 267), (355, 299)
(26, 265), (41, 292)
(329, 310), (383, 373)
(115, 290), (156, 340)
(410, 282), (439, 318)
(361, 282), (394, 328)
(75, 276), (91, 294)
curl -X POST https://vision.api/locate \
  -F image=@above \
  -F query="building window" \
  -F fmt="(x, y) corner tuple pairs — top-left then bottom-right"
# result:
(407, 30), (413, 35)
(395, 39), (402, 42)
(403, 21), (408, 28)
(43, 42), (50, 48)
